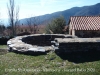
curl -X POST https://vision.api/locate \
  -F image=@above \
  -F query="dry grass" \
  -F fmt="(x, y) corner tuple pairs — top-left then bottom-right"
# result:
(0, 45), (8, 55)
(0, 45), (100, 75)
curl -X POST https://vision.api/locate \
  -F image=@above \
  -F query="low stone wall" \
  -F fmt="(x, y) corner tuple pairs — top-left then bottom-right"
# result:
(22, 34), (65, 46)
(7, 34), (100, 53)
(54, 38), (100, 52)
(57, 42), (100, 52)
(7, 34), (66, 52)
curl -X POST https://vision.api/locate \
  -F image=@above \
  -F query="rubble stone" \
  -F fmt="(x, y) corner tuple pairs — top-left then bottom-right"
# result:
(7, 34), (66, 52)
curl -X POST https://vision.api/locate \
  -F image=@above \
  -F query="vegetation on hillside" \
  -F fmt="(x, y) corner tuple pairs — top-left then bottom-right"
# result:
(45, 16), (66, 34)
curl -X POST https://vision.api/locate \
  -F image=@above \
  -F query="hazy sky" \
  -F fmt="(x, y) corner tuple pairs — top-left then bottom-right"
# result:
(0, 0), (100, 19)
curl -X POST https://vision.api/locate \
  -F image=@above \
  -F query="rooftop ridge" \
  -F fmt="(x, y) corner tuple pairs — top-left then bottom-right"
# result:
(71, 15), (100, 17)
(69, 15), (100, 30)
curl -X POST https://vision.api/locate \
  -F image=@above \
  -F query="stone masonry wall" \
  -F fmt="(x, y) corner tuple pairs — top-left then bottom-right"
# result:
(58, 42), (100, 52)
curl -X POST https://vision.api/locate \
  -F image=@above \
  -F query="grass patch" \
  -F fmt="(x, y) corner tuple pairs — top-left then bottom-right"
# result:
(0, 45), (8, 55)
(0, 50), (100, 75)
(0, 45), (7, 49)
(0, 45), (100, 75)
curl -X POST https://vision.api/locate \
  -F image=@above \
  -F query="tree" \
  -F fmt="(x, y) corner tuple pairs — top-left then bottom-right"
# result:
(45, 16), (66, 34)
(0, 17), (6, 36)
(26, 16), (40, 34)
(0, 25), (6, 35)
(26, 17), (33, 33)
(7, 0), (19, 36)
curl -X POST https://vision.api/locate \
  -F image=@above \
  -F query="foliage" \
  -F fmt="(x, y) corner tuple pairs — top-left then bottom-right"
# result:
(0, 25), (6, 34)
(45, 16), (66, 34)
(0, 36), (13, 45)
(26, 17), (40, 34)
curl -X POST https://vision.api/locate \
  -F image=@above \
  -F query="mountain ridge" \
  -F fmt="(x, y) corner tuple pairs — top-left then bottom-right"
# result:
(19, 3), (100, 25)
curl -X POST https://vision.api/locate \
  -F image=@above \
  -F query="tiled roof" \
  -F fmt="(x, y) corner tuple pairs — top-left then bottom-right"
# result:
(69, 16), (100, 30)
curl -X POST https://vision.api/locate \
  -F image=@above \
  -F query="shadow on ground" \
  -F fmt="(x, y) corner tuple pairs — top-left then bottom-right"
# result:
(11, 50), (47, 56)
(8, 49), (100, 63)
(55, 50), (100, 63)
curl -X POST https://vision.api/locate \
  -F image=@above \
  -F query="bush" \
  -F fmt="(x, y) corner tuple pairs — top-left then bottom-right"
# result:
(17, 32), (31, 36)
(45, 16), (66, 34)
(0, 36), (13, 45)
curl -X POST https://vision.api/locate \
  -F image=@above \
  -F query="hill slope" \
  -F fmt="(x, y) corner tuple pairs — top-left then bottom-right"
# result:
(19, 3), (100, 25)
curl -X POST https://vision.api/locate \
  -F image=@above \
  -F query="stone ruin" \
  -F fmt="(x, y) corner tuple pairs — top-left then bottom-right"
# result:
(7, 34), (67, 52)
(7, 34), (100, 53)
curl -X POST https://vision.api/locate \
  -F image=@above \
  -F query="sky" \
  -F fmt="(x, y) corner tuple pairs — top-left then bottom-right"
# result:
(0, 0), (100, 20)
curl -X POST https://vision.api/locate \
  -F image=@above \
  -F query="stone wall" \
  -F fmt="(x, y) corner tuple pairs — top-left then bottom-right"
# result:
(75, 30), (100, 38)
(54, 38), (100, 52)
(58, 42), (100, 52)
(22, 35), (65, 46)
(7, 34), (100, 53)
(7, 34), (66, 52)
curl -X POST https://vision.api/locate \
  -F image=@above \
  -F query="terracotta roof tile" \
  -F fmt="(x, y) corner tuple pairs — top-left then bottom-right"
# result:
(70, 16), (100, 30)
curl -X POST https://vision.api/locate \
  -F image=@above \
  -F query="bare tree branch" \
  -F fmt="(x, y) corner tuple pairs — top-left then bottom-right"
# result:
(26, 16), (40, 34)
(7, 0), (19, 36)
